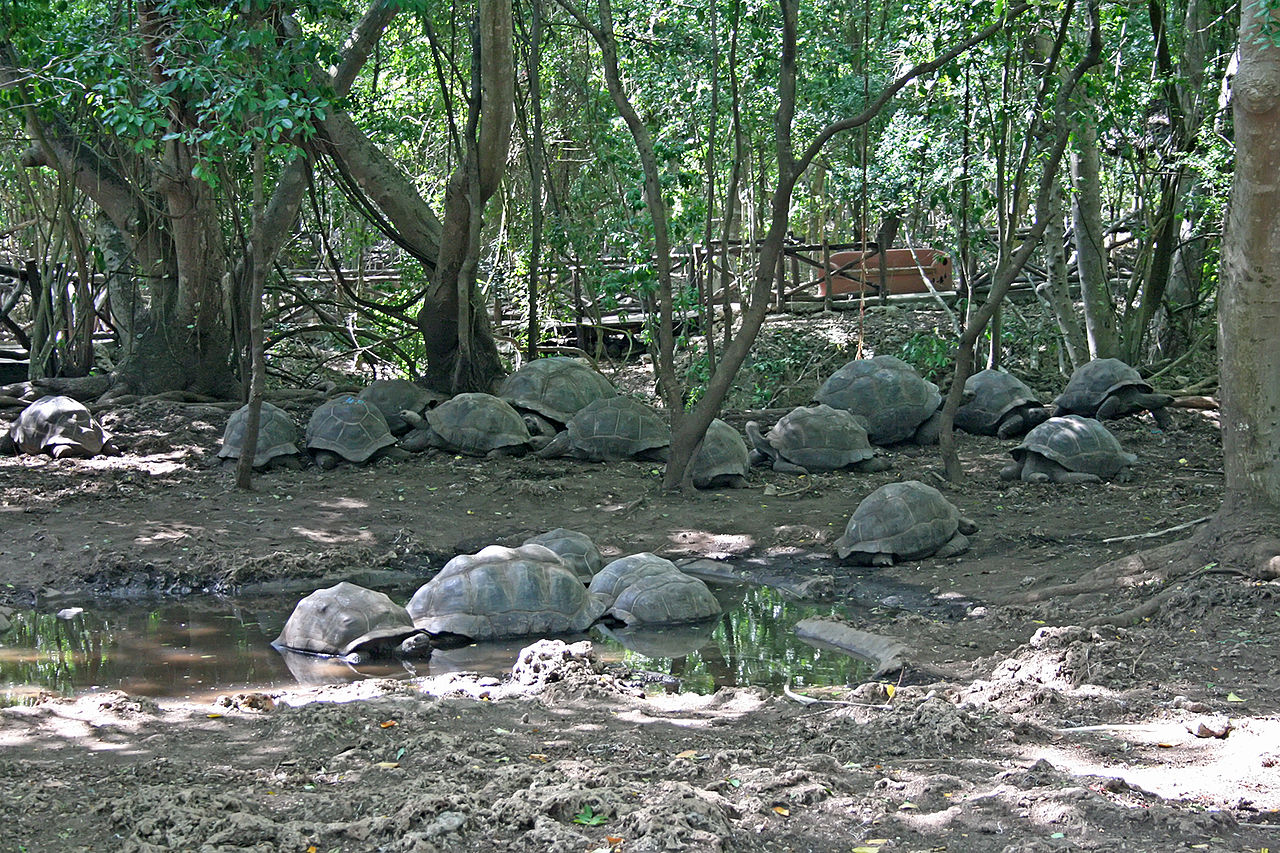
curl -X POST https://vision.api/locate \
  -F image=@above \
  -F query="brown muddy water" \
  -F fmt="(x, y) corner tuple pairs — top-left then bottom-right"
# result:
(0, 585), (881, 705)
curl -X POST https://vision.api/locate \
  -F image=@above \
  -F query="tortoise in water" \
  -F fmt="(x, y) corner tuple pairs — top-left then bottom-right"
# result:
(407, 544), (606, 640)
(606, 571), (722, 626)
(815, 355), (944, 445)
(689, 418), (751, 488)
(272, 582), (430, 663)
(746, 404), (890, 475)
(523, 528), (603, 583)
(536, 396), (670, 462)
(499, 357), (617, 435)
(588, 553), (685, 605)
(357, 378), (439, 436)
(305, 396), (402, 469)
(1, 395), (120, 459)
(834, 480), (978, 565)
(954, 369), (1052, 439)
(398, 393), (540, 457)
(1053, 358), (1173, 429)
(1000, 415), (1137, 484)
(217, 401), (303, 470)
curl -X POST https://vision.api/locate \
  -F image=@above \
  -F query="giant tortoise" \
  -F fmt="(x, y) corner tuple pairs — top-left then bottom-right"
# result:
(272, 582), (430, 663)
(689, 418), (751, 488)
(1000, 415), (1137, 484)
(398, 393), (539, 457)
(587, 552), (721, 626)
(815, 355), (943, 445)
(954, 369), (1052, 439)
(407, 544), (606, 640)
(217, 401), (303, 470)
(499, 357), (617, 435)
(305, 396), (401, 469)
(1053, 358), (1173, 429)
(746, 404), (889, 475)
(357, 379), (438, 436)
(1, 395), (120, 459)
(834, 480), (977, 565)
(536, 396), (670, 462)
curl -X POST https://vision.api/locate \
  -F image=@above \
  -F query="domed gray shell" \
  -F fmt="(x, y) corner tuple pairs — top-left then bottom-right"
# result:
(425, 393), (531, 456)
(358, 379), (436, 435)
(588, 553), (685, 606)
(218, 401), (301, 467)
(9, 395), (112, 456)
(523, 528), (603, 583)
(561, 396), (670, 461)
(834, 480), (962, 561)
(499, 357), (617, 425)
(1053, 358), (1150, 416)
(608, 572), (722, 626)
(757, 404), (876, 470)
(815, 355), (941, 445)
(955, 369), (1042, 435)
(407, 544), (606, 640)
(1012, 415), (1136, 478)
(305, 396), (397, 462)
(690, 418), (750, 487)
(272, 582), (422, 657)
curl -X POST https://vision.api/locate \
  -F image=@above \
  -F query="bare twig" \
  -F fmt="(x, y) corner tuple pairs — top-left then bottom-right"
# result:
(1101, 515), (1212, 544)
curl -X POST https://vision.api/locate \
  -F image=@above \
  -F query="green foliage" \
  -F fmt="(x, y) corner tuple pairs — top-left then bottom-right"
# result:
(572, 805), (608, 826)
(895, 331), (955, 382)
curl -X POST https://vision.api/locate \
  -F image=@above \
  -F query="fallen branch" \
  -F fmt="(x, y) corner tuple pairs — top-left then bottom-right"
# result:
(1102, 515), (1212, 544)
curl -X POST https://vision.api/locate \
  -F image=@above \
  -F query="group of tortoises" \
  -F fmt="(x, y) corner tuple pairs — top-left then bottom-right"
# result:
(213, 357), (754, 488)
(272, 529), (724, 664)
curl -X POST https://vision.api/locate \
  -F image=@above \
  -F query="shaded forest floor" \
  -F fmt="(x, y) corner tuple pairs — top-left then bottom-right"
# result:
(0, 309), (1277, 852)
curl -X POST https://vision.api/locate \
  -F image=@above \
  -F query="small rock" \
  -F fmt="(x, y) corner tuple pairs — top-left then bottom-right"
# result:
(56, 607), (84, 620)
(1186, 716), (1232, 739)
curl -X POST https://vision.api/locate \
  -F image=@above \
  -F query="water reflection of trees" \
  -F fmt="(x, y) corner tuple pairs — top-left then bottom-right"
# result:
(600, 586), (877, 694)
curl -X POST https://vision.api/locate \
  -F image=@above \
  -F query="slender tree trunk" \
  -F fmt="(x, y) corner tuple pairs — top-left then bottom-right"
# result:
(1070, 116), (1119, 359)
(1037, 178), (1088, 369)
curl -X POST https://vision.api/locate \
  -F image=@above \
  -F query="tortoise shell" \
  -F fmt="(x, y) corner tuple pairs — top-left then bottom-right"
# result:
(1053, 359), (1151, 417)
(407, 544), (606, 640)
(1011, 415), (1136, 479)
(607, 572), (722, 626)
(272, 582), (424, 658)
(541, 396), (670, 461)
(523, 528), (603, 583)
(587, 553), (685, 606)
(6, 395), (116, 458)
(305, 396), (397, 463)
(752, 404), (877, 471)
(358, 379), (437, 436)
(689, 419), (750, 487)
(499, 357), (617, 425)
(424, 393), (532, 456)
(217, 401), (301, 468)
(954, 369), (1043, 436)
(815, 355), (941, 445)
(834, 480), (969, 562)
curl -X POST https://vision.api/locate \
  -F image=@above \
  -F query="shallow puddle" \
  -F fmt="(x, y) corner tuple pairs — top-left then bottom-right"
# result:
(0, 585), (879, 705)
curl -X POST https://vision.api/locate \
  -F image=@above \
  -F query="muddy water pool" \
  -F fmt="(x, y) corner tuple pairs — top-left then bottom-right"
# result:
(0, 585), (880, 705)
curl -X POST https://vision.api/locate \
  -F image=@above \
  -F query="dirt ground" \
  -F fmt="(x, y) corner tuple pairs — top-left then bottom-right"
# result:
(0, 315), (1278, 852)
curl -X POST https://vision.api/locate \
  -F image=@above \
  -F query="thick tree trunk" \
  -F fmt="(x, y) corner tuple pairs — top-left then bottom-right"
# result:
(1217, 8), (1280, 515)
(416, 0), (513, 393)
(1069, 118), (1119, 359)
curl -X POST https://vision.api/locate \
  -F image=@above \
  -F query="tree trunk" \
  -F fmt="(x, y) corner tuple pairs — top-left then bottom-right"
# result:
(1217, 8), (1280, 515)
(1070, 116), (1119, 359)
(1037, 178), (1087, 370)
(417, 0), (513, 393)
